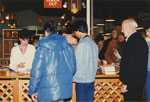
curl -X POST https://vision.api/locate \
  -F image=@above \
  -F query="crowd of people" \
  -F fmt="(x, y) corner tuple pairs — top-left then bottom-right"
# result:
(8, 18), (150, 102)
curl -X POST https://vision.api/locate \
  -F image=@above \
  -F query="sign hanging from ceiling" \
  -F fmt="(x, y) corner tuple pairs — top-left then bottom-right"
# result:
(44, 0), (62, 8)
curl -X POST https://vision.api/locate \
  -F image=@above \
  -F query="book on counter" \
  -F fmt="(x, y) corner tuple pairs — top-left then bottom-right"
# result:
(100, 65), (117, 75)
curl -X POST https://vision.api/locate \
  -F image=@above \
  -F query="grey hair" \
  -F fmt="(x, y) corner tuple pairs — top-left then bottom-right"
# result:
(122, 18), (138, 28)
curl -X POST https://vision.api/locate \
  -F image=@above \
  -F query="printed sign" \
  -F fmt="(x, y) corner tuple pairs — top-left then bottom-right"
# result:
(44, 0), (62, 8)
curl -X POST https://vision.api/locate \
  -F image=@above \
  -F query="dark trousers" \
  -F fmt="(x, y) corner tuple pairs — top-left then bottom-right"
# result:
(146, 71), (150, 102)
(122, 87), (143, 102)
(75, 82), (95, 102)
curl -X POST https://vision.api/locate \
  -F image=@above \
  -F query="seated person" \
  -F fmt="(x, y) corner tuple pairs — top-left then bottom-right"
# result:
(9, 29), (36, 71)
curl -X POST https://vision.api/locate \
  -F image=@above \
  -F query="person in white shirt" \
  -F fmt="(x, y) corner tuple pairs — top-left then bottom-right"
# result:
(9, 29), (36, 72)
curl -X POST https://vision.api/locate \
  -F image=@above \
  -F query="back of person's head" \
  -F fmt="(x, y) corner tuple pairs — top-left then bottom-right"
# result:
(33, 36), (40, 42)
(64, 23), (72, 34)
(44, 20), (57, 34)
(122, 18), (138, 28)
(72, 20), (88, 33)
(118, 32), (125, 37)
(118, 32), (125, 42)
(145, 25), (150, 30)
(18, 29), (31, 44)
(95, 34), (104, 42)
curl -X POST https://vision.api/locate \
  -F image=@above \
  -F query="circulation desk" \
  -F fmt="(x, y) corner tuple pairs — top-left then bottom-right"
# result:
(0, 70), (123, 102)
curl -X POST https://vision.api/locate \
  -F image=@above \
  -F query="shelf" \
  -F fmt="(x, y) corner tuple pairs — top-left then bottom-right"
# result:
(4, 39), (17, 41)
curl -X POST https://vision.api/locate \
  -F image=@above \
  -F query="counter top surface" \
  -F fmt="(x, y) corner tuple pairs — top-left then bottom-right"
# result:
(0, 71), (30, 79)
(0, 70), (119, 79)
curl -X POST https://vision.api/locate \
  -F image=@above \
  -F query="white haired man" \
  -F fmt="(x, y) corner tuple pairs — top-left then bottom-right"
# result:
(119, 18), (148, 101)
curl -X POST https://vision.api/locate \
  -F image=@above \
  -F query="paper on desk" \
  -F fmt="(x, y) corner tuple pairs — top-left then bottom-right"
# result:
(9, 67), (30, 73)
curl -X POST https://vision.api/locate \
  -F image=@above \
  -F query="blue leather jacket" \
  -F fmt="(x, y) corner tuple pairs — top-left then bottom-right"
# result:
(29, 34), (76, 101)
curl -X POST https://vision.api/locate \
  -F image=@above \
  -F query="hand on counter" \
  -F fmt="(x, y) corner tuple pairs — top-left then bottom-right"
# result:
(17, 62), (25, 68)
(31, 93), (38, 102)
(121, 84), (128, 93)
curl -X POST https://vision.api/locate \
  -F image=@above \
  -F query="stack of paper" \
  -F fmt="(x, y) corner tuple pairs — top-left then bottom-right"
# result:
(100, 65), (117, 75)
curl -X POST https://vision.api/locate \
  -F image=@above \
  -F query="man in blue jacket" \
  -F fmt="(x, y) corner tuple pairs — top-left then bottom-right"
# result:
(29, 20), (76, 102)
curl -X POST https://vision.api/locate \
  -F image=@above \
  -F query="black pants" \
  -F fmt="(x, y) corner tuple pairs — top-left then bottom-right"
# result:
(122, 87), (143, 102)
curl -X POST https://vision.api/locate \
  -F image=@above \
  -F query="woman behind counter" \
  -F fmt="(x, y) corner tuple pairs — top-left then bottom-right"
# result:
(9, 29), (36, 71)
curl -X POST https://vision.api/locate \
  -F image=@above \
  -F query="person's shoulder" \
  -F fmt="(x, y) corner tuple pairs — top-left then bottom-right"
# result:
(40, 34), (65, 42)
(28, 44), (35, 47)
(12, 45), (19, 50)
(131, 32), (145, 41)
(86, 37), (98, 47)
(108, 40), (115, 45)
(28, 44), (36, 49)
(10, 45), (20, 53)
(105, 38), (112, 42)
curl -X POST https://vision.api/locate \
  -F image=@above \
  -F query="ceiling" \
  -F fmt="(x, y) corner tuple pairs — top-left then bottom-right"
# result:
(1, 0), (150, 25)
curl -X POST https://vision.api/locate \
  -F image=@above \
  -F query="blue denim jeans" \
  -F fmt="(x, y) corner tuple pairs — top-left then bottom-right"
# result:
(146, 71), (150, 102)
(75, 82), (95, 102)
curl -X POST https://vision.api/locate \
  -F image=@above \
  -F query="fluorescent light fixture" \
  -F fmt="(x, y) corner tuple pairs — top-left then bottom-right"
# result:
(137, 27), (144, 30)
(105, 18), (115, 22)
(97, 19), (105, 26)
(97, 23), (105, 26)
(93, 26), (98, 29)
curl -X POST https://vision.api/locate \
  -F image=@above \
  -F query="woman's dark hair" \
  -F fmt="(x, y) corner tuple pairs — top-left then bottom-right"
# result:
(18, 29), (31, 44)
(72, 20), (88, 33)
(145, 25), (150, 30)
(44, 20), (57, 34)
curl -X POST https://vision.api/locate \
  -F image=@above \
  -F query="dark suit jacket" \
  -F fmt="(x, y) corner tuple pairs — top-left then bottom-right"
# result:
(119, 32), (148, 89)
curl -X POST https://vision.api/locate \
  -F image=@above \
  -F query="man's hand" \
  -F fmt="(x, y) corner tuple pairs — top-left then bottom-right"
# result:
(121, 84), (128, 93)
(31, 93), (38, 102)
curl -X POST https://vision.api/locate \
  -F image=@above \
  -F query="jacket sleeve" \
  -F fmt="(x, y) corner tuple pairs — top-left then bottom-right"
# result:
(9, 47), (19, 70)
(29, 46), (46, 96)
(67, 44), (76, 75)
(70, 46), (76, 75)
(104, 42), (114, 64)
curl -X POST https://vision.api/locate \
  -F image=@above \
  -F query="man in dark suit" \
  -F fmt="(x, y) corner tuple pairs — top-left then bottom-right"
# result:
(119, 18), (148, 101)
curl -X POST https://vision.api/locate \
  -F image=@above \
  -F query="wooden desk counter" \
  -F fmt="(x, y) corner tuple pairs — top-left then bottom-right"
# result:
(0, 71), (30, 79)
(0, 71), (31, 102)
(0, 71), (123, 102)
(0, 71), (119, 78)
